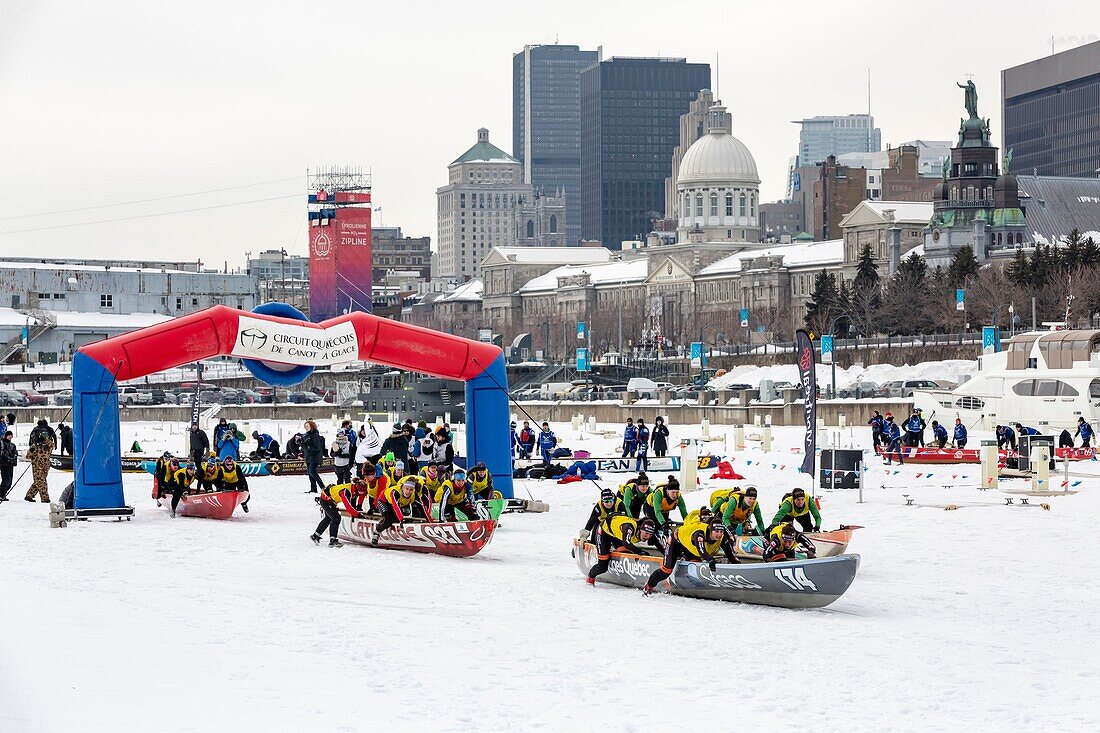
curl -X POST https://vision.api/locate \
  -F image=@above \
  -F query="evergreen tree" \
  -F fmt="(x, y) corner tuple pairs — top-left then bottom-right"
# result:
(1082, 236), (1100, 267)
(895, 252), (927, 283)
(947, 245), (980, 286)
(1006, 249), (1031, 286)
(854, 243), (880, 289)
(1064, 229), (1082, 270)
(804, 269), (839, 333)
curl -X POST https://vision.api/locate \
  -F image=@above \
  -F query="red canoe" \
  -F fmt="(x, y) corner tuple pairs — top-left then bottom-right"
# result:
(157, 490), (248, 519)
(876, 446), (981, 464)
(338, 515), (497, 557)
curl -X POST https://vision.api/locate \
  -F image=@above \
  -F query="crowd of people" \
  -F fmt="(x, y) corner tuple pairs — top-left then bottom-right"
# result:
(868, 408), (1095, 464)
(582, 472), (822, 593)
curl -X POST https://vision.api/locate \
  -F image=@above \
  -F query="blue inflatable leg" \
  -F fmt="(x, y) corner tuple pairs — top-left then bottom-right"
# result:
(465, 352), (514, 500)
(72, 352), (125, 509)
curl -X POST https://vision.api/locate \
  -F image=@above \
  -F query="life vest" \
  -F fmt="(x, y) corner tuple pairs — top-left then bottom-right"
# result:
(647, 487), (679, 513)
(768, 523), (797, 551)
(419, 467), (443, 493)
(676, 517), (723, 559)
(600, 514), (638, 543)
(201, 464), (220, 482)
(780, 495), (811, 517)
(323, 484), (352, 504)
(220, 466), (242, 487)
(364, 474), (388, 499)
(725, 496), (757, 524)
(469, 471), (491, 494)
(709, 488), (739, 512)
(382, 480), (417, 509)
(434, 479), (469, 506)
(171, 468), (194, 489)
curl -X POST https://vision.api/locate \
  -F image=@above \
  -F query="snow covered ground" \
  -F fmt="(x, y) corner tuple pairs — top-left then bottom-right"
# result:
(1, 418), (1096, 731)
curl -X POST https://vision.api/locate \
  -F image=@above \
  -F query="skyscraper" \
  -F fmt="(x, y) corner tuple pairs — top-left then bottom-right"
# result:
(793, 114), (882, 166)
(513, 44), (601, 247)
(1002, 40), (1100, 177)
(580, 57), (710, 249)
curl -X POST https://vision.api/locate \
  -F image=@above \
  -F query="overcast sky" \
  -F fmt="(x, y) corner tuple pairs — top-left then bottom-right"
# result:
(0, 0), (1095, 269)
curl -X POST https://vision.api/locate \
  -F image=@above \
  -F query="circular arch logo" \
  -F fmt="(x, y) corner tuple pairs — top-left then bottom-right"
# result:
(312, 232), (332, 258)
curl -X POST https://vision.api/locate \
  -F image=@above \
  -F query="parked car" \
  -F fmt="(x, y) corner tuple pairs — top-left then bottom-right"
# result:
(16, 388), (49, 406)
(237, 389), (261, 404)
(0, 389), (28, 406)
(288, 391), (321, 404)
(53, 389), (73, 406)
(888, 379), (942, 398)
(838, 381), (879, 399)
(252, 387), (276, 404)
(117, 386), (151, 406)
(196, 390), (224, 405)
(147, 388), (177, 405)
(876, 381), (904, 399)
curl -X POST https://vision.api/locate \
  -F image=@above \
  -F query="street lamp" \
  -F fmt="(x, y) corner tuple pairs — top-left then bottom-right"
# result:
(1008, 303), (1015, 338)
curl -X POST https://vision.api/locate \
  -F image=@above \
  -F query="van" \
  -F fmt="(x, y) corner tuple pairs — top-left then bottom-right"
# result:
(540, 382), (573, 399)
(627, 377), (660, 399)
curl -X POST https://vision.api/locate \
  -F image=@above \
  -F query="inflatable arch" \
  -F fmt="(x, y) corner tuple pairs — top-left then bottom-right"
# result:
(71, 305), (513, 510)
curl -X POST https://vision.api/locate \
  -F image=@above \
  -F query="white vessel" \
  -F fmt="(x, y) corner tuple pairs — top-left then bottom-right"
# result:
(912, 329), (1100, 434)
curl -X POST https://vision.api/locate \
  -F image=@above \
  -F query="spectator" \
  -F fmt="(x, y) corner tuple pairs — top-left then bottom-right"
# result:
(0, 429), (17, 501)
(330, 432), (353, 484)
(57, 423), (74, 456)
(190, 424), (210, 466)
(302, 420), (326, 493)
(25, 419), (55, 502)
(652, 417), (670, 457)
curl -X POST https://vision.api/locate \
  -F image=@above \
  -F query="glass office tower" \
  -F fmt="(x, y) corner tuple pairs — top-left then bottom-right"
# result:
(1002, 40), (1100, 177)
(580, 57), (711, 249)
(513, 44), (601, 247)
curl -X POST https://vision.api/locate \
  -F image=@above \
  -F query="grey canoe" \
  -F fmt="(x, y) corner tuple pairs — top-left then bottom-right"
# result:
(573, 538), (860, 609)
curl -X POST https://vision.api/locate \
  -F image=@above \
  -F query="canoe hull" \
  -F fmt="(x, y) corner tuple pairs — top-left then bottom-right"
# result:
(574, 539), (859, 608)
(339, 516), (497, 558)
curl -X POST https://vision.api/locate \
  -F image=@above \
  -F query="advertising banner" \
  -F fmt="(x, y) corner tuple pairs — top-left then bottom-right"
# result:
(230, 315), (360, 366)
(334, 206), (372, 316)
(795, 329), (817, 477)
(309, 220), (338, 321)
(821, 335), (834, 364)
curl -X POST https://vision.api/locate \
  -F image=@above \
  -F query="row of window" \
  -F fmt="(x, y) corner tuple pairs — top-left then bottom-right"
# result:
(681, 190), (757, 218)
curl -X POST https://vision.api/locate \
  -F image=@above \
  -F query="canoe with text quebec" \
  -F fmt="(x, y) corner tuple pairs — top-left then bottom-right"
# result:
(572, 534), (860, 608)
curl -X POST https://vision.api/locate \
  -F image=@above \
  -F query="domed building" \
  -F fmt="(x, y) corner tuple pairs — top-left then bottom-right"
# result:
(676, 105), (761, 243)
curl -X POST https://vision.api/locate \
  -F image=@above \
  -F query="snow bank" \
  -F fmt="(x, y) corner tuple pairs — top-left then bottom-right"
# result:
(710, 359), (977, 391)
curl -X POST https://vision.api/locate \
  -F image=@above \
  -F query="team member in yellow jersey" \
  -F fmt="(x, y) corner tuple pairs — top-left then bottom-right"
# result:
(642, 516), (738, 595)
(419, 463), (446, 496)
(370, 475), (424, 546)
(771, 487), (822, 533)
(762, 522), (816, 562)
(643, 477), (687, 530)
(433, 469), (482, 521)
(711, 486), (765, 535)
(216, 456), (250, 512)
(584, 489), (625, 541)
(616, 473), (651, 518)
(165, 463), (197, 518)
(310, 482), (368, 548)
(586, 515), (664, 585)
(196, 457), (221, 492)
(467, 462), (499, 502)
(357, 461), (388, 512)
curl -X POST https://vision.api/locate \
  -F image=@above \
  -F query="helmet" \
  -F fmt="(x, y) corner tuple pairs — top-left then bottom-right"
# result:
(426, 464), (438, 475)
(185, 464), (196, 474)
(222, 456), (235, 465)
(792, 488), (806, 500)
(453, 470), (467, 482)
(781, 524), (797, 542)
(638, 518), (656, 535)
(473, 461), (486, 471)
(394, 460), (405, 471)
(698, 506), (713, 522)
(600, 489), (615, 503)
(707, 518), (726, 535)
(744, 486), (758, 498)
(205, 456), (217, 465)
(162, 451), (172, 459)
(384, 452), (395, 463)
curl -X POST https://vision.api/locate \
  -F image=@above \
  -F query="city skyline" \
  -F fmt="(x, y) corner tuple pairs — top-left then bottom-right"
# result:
(0, 0), (1094, 267)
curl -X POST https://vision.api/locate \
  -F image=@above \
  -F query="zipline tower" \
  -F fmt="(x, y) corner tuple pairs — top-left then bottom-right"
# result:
(307, 166), (372, 322)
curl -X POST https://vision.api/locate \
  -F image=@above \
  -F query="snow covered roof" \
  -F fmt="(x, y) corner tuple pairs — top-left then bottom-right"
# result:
(44, 311), (173, 330)
(0, 261), (196, 275)
(0, 308), (39, 328)
(436, 279), (483, 303)
(841, 200), (933, 227)
(699, 240), (843, 276)
(519, 259), (648, 294)
(485, 246), (613, 266)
